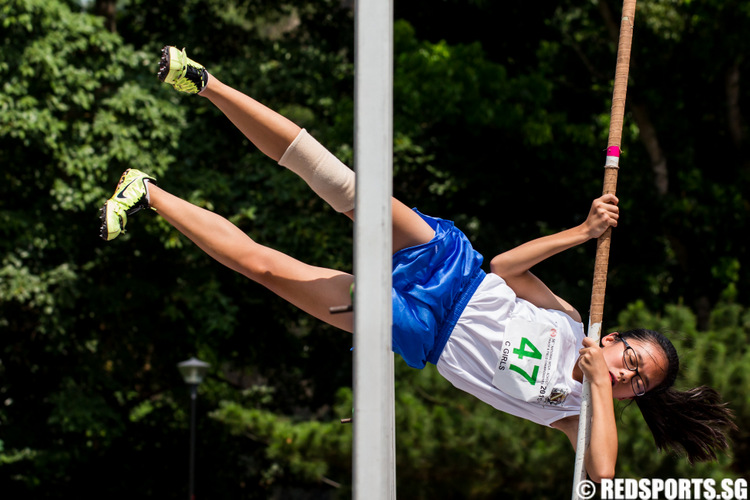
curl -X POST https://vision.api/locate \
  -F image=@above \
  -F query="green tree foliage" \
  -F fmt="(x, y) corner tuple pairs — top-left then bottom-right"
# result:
(1, 0), (187, 494)
(1, 0), (748, 497)
(400, 0), (750, 320)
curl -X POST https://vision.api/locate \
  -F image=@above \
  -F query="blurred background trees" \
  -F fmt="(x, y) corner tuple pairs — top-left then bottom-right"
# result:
(1, 0), (748, 497)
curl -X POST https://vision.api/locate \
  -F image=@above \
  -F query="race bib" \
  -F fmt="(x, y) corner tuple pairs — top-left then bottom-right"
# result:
(492, 316), (569, 406)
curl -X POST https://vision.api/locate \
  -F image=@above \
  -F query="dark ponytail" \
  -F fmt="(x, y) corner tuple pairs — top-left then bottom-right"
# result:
(619, 329), (737, 463)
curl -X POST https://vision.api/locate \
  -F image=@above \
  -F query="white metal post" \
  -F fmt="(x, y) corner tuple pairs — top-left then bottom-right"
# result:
(353, 0), (396, 499)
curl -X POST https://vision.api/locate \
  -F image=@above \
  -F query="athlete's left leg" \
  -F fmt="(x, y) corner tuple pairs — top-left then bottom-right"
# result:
(149, 183), (355, 331)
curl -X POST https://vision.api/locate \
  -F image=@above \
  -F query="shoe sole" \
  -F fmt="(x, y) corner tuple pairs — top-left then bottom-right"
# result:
(157, 46), (183, 84)
(99, 200), (125, 241)
(99, 169), (133, 241)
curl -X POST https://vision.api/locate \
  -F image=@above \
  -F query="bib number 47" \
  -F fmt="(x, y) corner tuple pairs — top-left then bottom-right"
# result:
(509, 337), (542, 385)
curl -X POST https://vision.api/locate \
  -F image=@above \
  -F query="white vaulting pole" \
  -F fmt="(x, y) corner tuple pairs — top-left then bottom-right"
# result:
(353, 0), (396, 498)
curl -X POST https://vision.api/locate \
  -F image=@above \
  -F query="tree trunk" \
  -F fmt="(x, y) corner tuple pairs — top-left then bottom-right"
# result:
(95, 0), (117, 34)
(725, 59), (750, 175)
(598, 0), (669, 196)
(630, 102), (668, 195)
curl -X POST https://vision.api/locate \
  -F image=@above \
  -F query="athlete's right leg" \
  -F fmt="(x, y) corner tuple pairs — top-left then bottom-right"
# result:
(157, 47), (435, 254)
(158, 46), (356, 213)
(199, 75), (300, 164)
(193, 76), (434, 252)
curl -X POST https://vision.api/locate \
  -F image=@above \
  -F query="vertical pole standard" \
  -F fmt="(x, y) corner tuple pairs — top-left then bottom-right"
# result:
(571, 1), (637, 498)
(353, 0), (396, 499)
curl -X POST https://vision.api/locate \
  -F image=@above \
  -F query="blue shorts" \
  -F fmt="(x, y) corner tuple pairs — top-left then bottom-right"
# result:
(392, 210), (486, 369)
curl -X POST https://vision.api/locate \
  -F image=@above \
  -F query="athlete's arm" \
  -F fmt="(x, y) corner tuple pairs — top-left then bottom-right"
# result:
(489, 195), (619, 320)
(557, 337), (618, 482)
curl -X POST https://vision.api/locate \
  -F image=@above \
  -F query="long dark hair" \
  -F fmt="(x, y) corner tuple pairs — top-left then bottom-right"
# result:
(617, 328), (737, 463)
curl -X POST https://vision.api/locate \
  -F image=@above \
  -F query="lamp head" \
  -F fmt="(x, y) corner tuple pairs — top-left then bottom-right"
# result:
(178, 357), (210, 385)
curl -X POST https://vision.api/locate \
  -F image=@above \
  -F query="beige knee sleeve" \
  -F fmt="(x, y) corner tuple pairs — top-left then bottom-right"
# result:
(278, 129), (355, 213)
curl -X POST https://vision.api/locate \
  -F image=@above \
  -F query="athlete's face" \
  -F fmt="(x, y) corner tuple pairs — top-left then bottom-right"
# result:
(600, 333), (669, 400)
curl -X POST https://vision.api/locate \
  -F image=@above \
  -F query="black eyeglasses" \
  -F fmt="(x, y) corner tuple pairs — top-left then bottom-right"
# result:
(621, 337), (646, 397)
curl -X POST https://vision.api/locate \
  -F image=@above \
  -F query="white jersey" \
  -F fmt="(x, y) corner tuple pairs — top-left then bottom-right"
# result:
(436, 273), (585, 427)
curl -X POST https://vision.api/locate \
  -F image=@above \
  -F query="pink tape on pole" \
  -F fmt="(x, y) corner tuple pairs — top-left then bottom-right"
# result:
(605, 146), (621, 168)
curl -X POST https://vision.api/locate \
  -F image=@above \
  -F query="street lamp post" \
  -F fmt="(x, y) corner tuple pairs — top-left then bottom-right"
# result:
(178, 357), (210, 500)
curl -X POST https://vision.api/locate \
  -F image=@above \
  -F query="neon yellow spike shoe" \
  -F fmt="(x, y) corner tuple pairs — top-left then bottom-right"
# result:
(99, 169), (156, 241)
(157, 46), (209, 94)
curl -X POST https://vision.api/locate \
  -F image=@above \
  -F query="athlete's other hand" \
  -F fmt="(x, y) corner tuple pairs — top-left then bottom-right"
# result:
(583, 194), (619, 239)
(578, 337), (611, 388)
